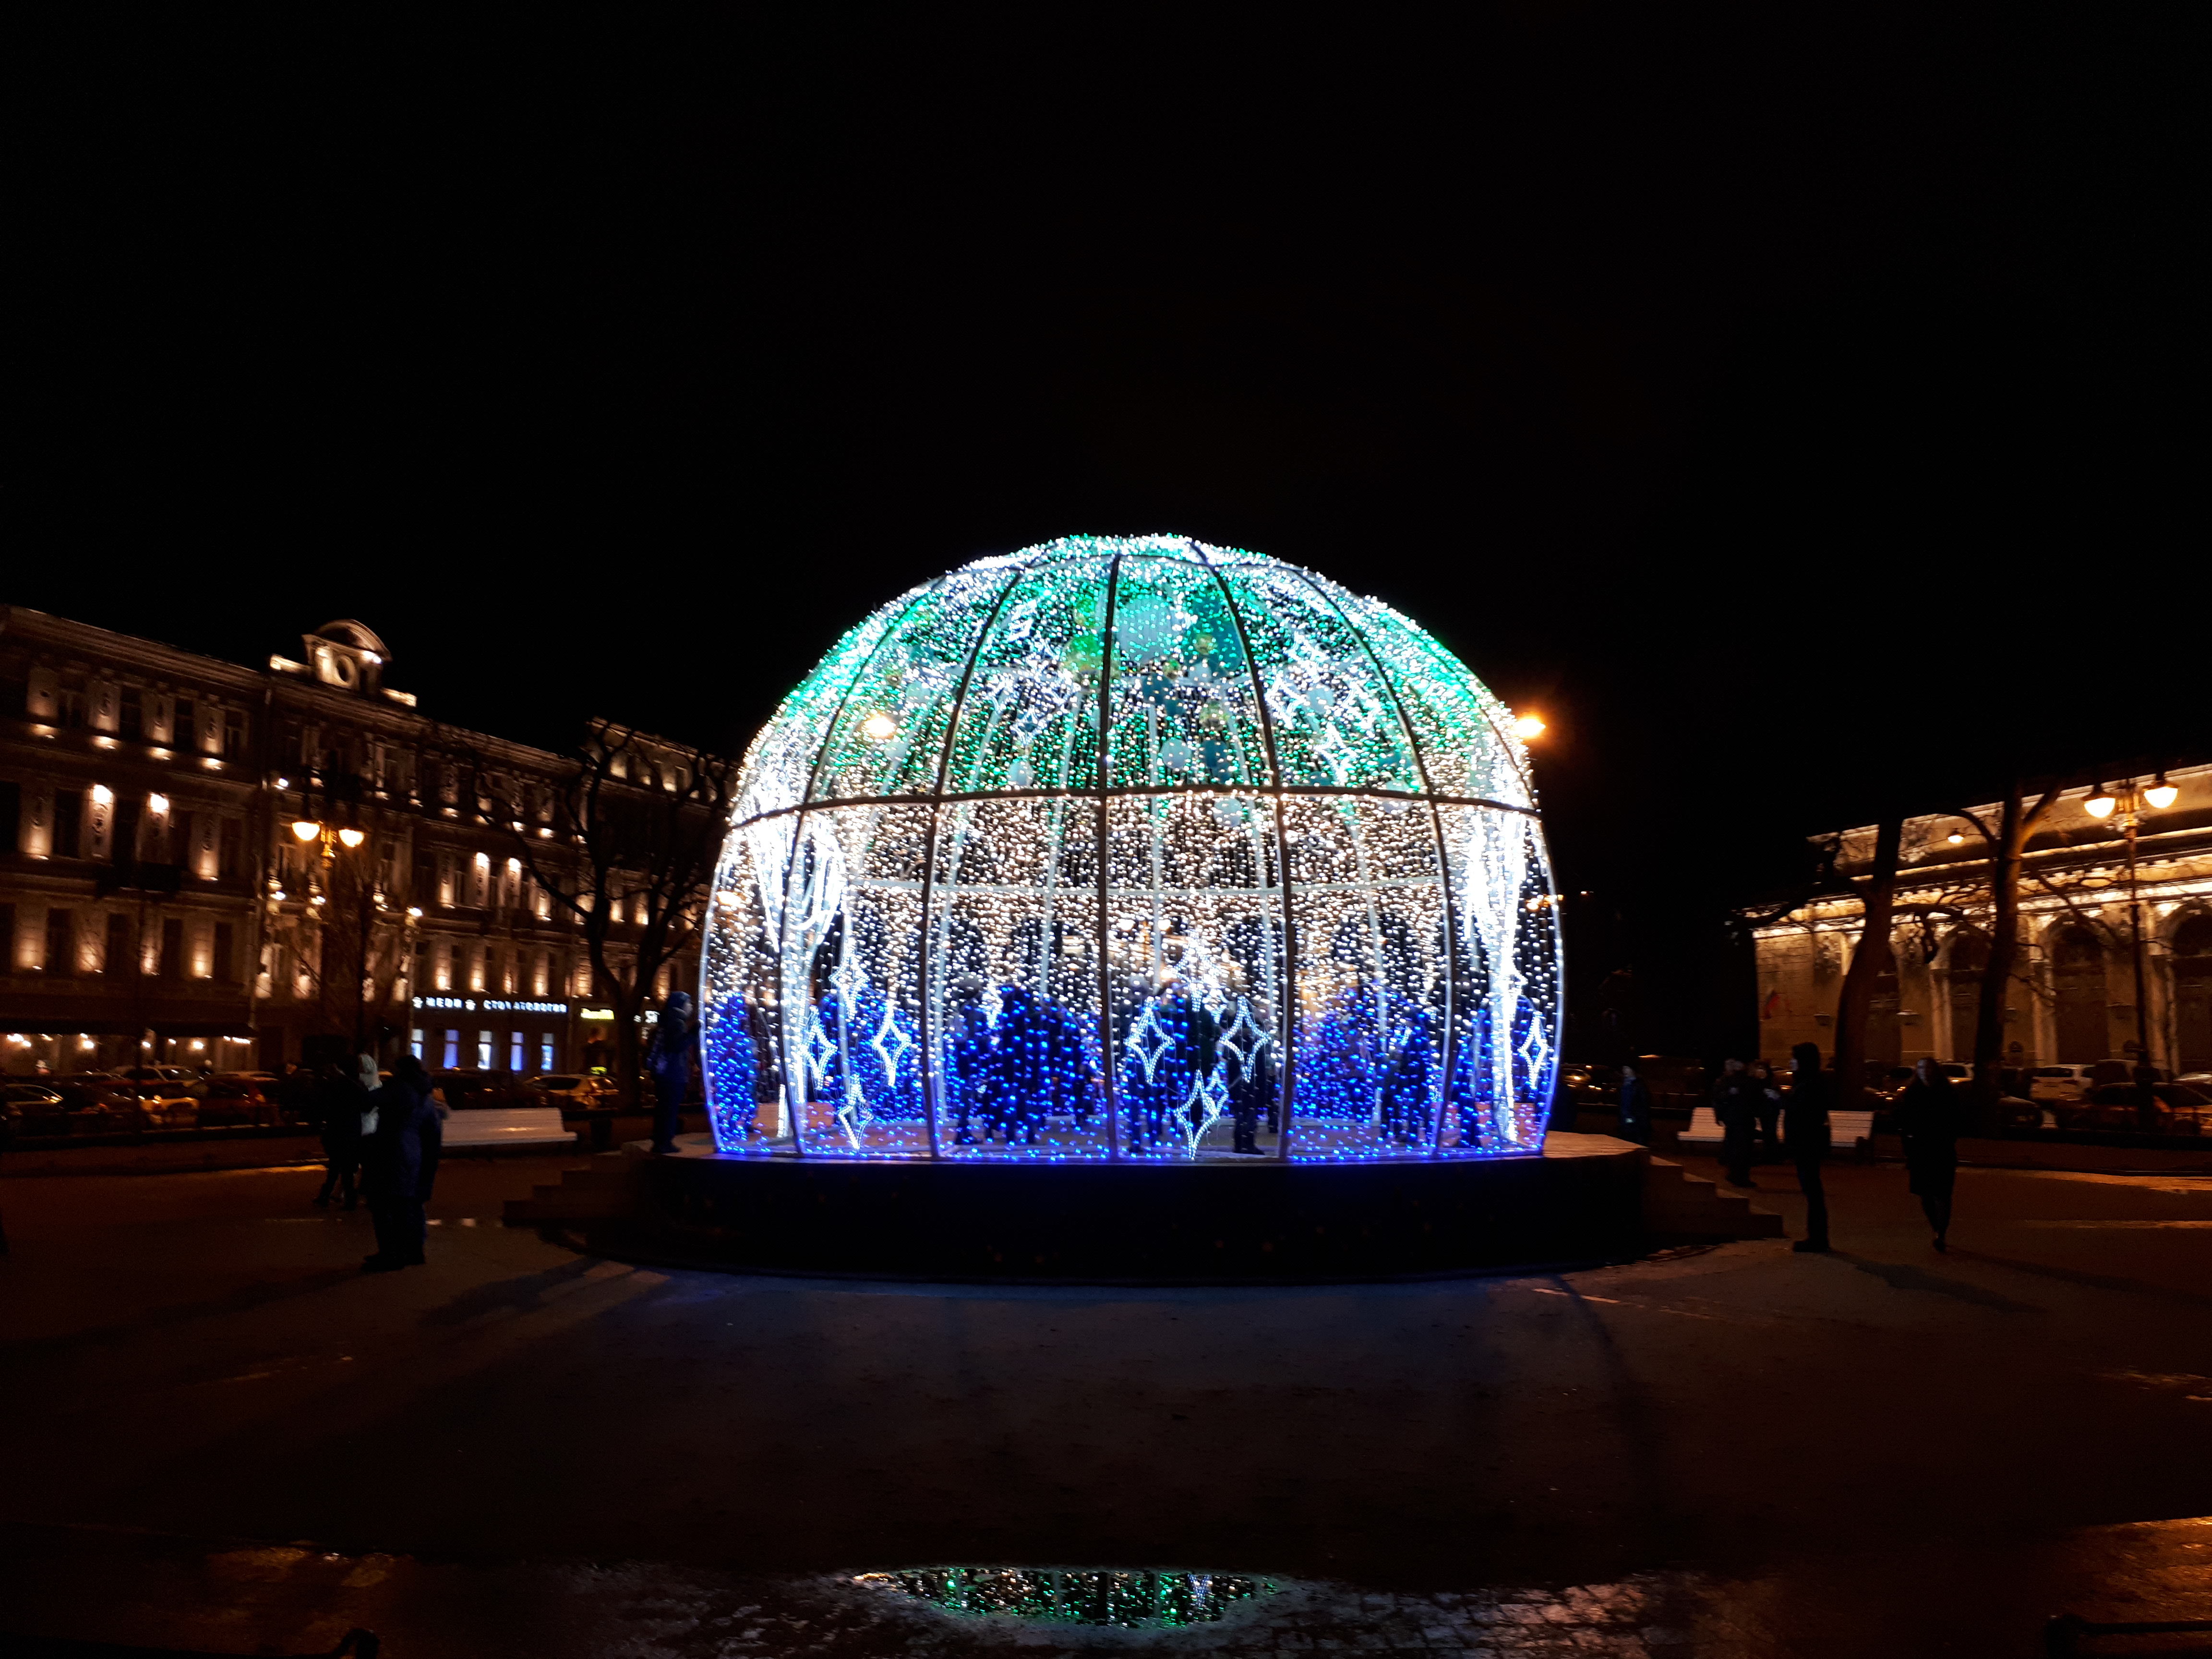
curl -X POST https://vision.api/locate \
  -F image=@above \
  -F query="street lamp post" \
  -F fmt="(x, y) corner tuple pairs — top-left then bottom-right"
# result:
(2085, 775), (2179, 1114)
(292, 814), (373, 1051)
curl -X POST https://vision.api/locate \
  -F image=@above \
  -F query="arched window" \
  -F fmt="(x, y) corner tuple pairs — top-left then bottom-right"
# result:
(2051, 926), (2107, 1064)
(2172, 914), (2212, 1074)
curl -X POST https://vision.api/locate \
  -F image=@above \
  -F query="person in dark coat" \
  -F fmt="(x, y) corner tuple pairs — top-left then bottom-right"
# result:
(1895, 1055), (1963, 1250)
(277, 1062), (318, 1127)
(360, 1055), (441, 1272)
(1750, 1060), (1784, 1159)
(1785, 1041), (1833, 1253)
(1224, 1023), (1276, 1155)
(1615, 1063), (1654, 1144)
(311, 1061), (364, 1210)
(647, 992), (696, 1155)
(1711, 1058), (1762, 1187)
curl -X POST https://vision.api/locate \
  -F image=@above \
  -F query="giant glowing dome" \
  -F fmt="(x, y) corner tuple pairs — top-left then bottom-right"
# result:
(700, 534), (1560, 1163)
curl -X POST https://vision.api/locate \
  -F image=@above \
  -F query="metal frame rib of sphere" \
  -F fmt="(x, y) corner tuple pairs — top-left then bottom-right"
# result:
(699, 534), (1561, 1165)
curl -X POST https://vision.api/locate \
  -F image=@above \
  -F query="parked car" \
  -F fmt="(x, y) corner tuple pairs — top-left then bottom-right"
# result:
(2, 1082), (65, 1120)
(111, 1066), (204, 1105)
(2087, 1060), (2172, 1089)
(529, 1073), (615, 1109)
(1995, 1096), (2052, 1131)
(190, 1073), (279, 1128)
(430, 1070), (531, 1109)
(2061, 1082), (2211, 1132)
(104, 1070), (208, 1124)
(34, 1075), (149, 1132)
(2029, 1065), (2096, 1101)
(54, 1072), (141, 1106)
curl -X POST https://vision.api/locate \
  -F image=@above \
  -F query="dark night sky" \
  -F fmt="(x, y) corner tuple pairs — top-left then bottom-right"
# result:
(11, 8), (2202, 1051)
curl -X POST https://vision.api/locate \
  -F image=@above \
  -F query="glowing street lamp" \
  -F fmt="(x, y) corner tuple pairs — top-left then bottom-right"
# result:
(1512, 713), (1546, 741)
(291, 818), (323, 842)
(2084, 777), (2180, 1084)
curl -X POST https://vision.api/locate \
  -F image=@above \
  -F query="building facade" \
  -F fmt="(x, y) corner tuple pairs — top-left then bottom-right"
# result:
(0, 608), (698, 1078)
(1752, 764), (2212, 1075)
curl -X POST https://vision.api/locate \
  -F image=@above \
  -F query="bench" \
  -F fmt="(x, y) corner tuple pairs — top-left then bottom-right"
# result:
(439, 1106), (577, 1150)
(1675, 1106), (1873, 1154)
(1676, 1107), (1726, 1145)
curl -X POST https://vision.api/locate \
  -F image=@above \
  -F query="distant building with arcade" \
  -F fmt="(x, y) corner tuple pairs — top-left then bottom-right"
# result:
(1751, 764), (2212, 1077)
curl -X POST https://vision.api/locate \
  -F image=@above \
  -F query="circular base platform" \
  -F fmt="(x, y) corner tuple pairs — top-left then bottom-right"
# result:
(602, 1133), (1649, 1281)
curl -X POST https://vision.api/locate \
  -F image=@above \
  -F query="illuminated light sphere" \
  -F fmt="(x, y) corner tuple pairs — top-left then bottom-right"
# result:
(291, 819), (323, 842)
(2083, 790), (2116, 820)
(701, 534), (1562, 1164)
(1512, 713), (1545, 740)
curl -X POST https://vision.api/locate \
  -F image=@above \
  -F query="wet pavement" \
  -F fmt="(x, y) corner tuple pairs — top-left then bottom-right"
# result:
(2, 1149), (2209, 1655)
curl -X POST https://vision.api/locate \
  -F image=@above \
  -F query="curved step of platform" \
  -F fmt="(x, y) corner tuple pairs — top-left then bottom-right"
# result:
(1643, 1155), (1785, 1240)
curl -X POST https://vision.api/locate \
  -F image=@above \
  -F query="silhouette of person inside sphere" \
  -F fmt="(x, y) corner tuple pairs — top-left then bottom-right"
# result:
(648, 992), (696, 1156)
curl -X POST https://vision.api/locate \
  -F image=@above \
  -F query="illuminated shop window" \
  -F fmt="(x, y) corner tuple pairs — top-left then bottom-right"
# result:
(509, 1032), (524, 1071)
(410, 1027), (425, 1060)
(540, 1038), (555, 1071)
(443, 1029), (460, 1069)
(477, 1029), (493, 1070)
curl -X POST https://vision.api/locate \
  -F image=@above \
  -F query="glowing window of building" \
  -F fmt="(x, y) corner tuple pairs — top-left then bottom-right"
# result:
(409, 1027), (425, 1060)
(442, 1029), (460, 1069)
(540, 1037), (555, 1071)
(476, 1029), (493, 1070)
(509, 1032), (524, 1071)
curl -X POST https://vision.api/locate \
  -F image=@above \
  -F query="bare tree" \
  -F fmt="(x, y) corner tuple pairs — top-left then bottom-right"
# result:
(1831, 816), (1902, 1112)
(1949, 780), (2065, 1127)
(462, 721), (736, 1109)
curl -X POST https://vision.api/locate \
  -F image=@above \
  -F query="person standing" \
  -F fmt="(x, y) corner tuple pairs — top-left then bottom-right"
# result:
(647, 992), (696, 1156)
(1751, 1060), (1784, 1160)
(1785, 1041), (1833, 1253)
(1224, 1016), (1276, 1156)
(1712, 1058), (1762, 1187)
(360, 1055), (441, 1272)
(277, 1062), (318, 1128)
(1895, 1055), (1963, 1250)
(1616, 1063), (1654, 1144)
(311, 1061), (365, 1210)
